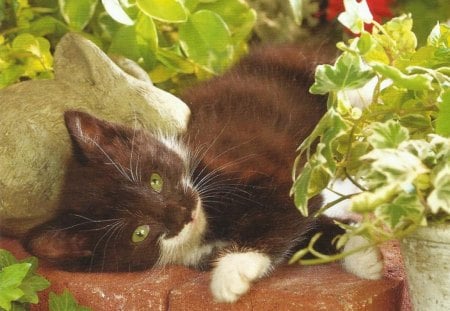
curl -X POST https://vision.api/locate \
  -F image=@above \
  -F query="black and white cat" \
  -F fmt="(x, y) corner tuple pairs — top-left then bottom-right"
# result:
(24, 44), (383, 303)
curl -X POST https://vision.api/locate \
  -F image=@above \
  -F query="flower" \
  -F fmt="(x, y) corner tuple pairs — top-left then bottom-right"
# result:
(326, 0), (393, 31)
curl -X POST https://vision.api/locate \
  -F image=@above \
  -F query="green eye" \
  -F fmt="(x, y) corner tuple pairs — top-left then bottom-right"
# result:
(132, 225), (150, 243)
(150, 173), (163, 193)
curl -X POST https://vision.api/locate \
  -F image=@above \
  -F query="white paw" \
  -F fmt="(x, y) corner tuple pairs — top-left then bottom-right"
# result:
(342, 235), (383, 280)
(210, 252), (272, 303)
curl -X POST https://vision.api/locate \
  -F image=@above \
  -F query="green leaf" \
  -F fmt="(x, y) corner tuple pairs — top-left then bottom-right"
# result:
(288, 0), (302, 25)
(179, 10), (233, 74)
(351, 184), (399, 213)
(371, 62), (433, 91)
(436, 89), (450, 137)
(18, 275), (50, 304)
(428, 164), (450, 214)
(0, 250), (18, 269)
(361, 148), (429, 189)
(49, 290), (91, 311)
(108, 26), (140, 61)
(101, 0), (134, 25)
(310, 52), (375, 95)
(0, 263), (31, 311)
(196, 0), (256, 47)
(156, 47), (195, 74)
(367, 120), (409, 149)
(427, 22), (450, 48)
(58, 0), (98, 30)
(337, 0), (373, 34)
(375, 193), (424, 229)
(135, 13), (158, 51)
(293, 163), (313, 216)
(136, 0), (187, 23)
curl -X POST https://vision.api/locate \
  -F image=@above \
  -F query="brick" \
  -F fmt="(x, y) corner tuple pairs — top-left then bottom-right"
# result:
(0, 237), (408, 310)
(168, 264), (403, 311)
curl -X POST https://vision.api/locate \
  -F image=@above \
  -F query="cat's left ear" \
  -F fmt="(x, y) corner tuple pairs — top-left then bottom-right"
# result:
(64, 110), (125, 163)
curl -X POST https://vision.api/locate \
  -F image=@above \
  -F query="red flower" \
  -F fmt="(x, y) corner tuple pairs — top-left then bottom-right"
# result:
(326, 0), (394, 30)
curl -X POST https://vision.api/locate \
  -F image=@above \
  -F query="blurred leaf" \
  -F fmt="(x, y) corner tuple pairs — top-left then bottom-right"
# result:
(136, 0), (187, 23)
(179, 10), (233, 74)
(310, 52), (375, 94)
(436, 89), (450, 137)
(101, 0), (134, 25)
(196, 0), (256, 46)
(108, 26), (140, 61)
(156, 47), (195, 74)
(0, 249), (18, 269)
(375, 193), (424, 229)
(371, 62), (433, 91)
(58, 0), (98, 30)
(135, 13), (158, 51)
(367, 120), (409, 149)
(428, 163), (450, 214)
(49, 290), (91, 311)
(288, 0), (302, 25)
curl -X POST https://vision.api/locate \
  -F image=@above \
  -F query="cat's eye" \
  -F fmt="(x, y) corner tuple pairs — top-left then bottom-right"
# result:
(150, 173), (163, 193)
(131, 225), (150, 243)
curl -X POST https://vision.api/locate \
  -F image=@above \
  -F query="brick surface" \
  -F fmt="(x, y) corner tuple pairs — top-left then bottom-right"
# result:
(0, 237), (409, 311)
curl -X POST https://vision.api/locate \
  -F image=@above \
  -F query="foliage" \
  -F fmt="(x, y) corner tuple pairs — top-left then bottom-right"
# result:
(48, 290), (91, 311)
(291, 0), (450, 264)
(0, 249), (50, 311)
(0, 249), (90, 311)
(0, 0), (256, 90)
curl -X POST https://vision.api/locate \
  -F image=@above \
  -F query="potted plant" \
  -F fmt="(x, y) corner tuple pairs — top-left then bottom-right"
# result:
(290, 0), (450, 309)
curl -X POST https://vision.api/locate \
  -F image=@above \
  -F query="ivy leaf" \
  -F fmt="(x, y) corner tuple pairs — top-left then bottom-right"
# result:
(310, 52), (375, 95)
(375, 193), (424, 229)
(136, 0), (187, 23)
(58, 0), (98, 31)
(293, 162), (313, 216)
(436, 89), (450, 137)
(361, 148), (429, 188)
(101, 0), (134, 25)
(371, 62), (433, 91)
(18, 275), (50, 304)
(49, 290), (91, 311)
(0, 263), (30, 311)
(179, 10), (233, 74)
(427, 164), (450, 214)
(367, 120), (409, 149)
(0, 249), (18, 269)
(337, 0), (373, 34)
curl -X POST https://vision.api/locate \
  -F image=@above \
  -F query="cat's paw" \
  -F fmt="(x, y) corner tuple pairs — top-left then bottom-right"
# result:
(342, 235), (383, 280)
(210, 252), (272, 303)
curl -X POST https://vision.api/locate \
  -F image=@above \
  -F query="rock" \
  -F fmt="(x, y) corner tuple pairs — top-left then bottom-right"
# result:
(0, 33), (190, 237)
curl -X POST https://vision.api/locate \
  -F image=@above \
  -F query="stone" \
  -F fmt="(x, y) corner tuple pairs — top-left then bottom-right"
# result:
(0, 33), (190, 237)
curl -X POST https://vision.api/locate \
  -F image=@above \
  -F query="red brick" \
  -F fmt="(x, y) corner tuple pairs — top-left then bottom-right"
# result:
(168, 264), (403, 311)
(1, 237), (408, 310)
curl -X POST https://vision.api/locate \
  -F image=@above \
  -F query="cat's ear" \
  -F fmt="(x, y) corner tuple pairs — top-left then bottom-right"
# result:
(64, 110), (123, 163)
(24, 221), (93, 263)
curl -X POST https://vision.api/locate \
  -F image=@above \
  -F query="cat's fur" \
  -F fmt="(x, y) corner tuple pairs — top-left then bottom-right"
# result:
(24, 44), (382, 303)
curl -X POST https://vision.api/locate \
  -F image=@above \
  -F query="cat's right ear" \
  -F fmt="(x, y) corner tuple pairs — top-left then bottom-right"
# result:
(64, 110), (118, 164)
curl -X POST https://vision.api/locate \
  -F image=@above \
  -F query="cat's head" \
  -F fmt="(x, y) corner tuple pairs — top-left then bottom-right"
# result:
(24, 111), (206, 271)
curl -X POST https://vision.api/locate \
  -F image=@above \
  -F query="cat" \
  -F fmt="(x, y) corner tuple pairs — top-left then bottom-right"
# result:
(23, 43), (383, 303)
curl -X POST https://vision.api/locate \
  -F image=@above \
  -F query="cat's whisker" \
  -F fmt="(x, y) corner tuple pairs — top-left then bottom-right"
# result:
(89, 220), (126, 272)
(77, 134), (134, 183)
(101, 220), (126, 272)
(193, 153), (258, 191)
